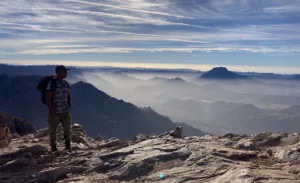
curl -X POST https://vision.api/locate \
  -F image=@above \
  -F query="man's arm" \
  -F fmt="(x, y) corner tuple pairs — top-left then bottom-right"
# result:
(46, 91), (52, 110)
(46, 81), (53, 116)
(67, 88), (72, 108)
(68, 84), (72, 108)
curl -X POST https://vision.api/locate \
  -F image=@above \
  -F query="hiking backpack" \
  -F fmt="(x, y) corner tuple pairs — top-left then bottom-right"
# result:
(36, 75), (57, 105)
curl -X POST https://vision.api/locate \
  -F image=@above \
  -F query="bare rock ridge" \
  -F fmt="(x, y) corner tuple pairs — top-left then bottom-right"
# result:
(1, 123), (300, 183)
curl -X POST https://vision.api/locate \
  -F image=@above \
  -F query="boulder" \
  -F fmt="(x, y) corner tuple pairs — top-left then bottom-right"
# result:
(33, 128), (48, 138)
(274, 148), (300, 163)
(97, 139), (120, 149)
(266, 148), (274, 157)
(133, 134), (149, 143)
(0, 158), (36, 172)
(72, 136), (92, 148)
(235, 139), (257, 150)
(71, 124), (86, 136)
(252, 132), (288, 148)
(94, 135), (103, 141)
(0, 112), (35, 136)
(169, 126), (183, 138)
(37, 167), (70, 183)
(212, 149), (258, 161)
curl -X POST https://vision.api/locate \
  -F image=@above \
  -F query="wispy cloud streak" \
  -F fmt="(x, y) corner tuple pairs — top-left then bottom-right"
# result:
(64, 0), (194, 19)
(9, 46), (300, 55)
(32, 7), (208, 28)
(0, 0), (299, 67)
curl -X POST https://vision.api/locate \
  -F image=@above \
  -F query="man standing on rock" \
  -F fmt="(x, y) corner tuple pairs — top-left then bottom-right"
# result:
(46, 65), (72, 152)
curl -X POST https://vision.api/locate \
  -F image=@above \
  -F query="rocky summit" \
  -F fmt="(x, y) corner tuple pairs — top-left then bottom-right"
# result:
(1, 125), (300, 183)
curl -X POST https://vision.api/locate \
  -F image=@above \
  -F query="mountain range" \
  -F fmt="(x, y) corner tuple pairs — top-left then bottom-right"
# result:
(135, 77), (238, 102)
(2, 64), (300, 81)
(1, 64), (300, 138)
(0, 74), (205, 140)
(0, 64), (82, 77)
(159, 98), (300, 135)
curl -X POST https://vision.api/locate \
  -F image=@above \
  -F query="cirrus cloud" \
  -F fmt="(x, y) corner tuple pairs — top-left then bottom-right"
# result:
(0, 0), (300, 69)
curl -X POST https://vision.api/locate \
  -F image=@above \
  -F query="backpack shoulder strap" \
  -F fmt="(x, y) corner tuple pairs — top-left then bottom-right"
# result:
(50, 77), (57, 92)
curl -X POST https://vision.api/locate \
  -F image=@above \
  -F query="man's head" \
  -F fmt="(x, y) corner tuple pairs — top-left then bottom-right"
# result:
(55, 65), (70, 79)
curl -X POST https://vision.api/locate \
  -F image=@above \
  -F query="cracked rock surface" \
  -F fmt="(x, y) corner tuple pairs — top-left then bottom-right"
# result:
(1, 125), (300, 183)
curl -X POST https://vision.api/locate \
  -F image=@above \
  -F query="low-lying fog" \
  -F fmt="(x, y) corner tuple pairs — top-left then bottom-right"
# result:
(76, 70), (300, 135)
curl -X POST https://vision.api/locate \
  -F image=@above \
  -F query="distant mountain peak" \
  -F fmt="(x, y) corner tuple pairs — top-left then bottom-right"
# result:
(167, 77), (186, 82)
(149, 77), (166, 81)
(230, 103), (263, 116)
(201, 67), (250, 80)
(281, 105), (300, 114)
(242, 104), (259, 110)
(212, 67), (229, 72)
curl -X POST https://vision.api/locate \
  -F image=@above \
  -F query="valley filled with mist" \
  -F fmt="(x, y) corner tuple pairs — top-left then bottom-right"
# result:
(79, 67), (300, 135)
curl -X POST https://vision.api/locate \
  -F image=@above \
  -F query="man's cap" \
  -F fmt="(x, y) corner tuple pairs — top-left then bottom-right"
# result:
(55, 65), (70, 73)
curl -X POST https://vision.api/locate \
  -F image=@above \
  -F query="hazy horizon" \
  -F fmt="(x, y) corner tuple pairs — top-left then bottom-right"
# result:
(1, 63), (300, 135)
(1, 60), (300, 74)
(76, 69), (300, 135)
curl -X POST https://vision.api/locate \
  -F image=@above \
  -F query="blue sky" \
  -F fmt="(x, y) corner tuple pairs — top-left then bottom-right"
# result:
(1, 0), (300, 73)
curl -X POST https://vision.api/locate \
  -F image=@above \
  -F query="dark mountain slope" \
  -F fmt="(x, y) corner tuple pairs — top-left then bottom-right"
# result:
(71, 82), (206, 139)
(0, 75), (45, 129)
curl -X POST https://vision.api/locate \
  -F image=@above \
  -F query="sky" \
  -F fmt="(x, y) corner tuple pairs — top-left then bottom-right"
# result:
(0, 0), (300, 73)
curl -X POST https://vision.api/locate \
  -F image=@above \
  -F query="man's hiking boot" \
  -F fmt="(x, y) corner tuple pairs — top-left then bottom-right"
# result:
(51, 144), (58, 153)
(65, 141), (72, 153)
